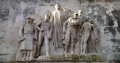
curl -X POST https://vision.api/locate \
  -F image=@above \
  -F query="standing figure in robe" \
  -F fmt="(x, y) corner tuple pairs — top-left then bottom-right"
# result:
(18, 16), (37, 60)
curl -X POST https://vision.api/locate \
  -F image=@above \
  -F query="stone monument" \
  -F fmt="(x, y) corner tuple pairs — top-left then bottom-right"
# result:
(16, 3), (103, 62)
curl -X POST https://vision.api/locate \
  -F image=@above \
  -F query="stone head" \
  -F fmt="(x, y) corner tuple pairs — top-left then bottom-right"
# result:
(86, 16), (90, 22)
(78, 10), (82, 16)
(73, 13), (78, 18)
(27, 16), (35, 23)
(44, 14), (50, 21)
(55, 4), (61, 10)
(90, 19), (94, 24)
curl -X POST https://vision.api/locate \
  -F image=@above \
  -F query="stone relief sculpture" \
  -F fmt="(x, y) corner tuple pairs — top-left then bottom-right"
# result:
(63, 13), (79, 54)
(36, 13), (52, 57)
(80, 17), (98, 54)
(17, 3), (99, 61)
(18, 16), (37, 60)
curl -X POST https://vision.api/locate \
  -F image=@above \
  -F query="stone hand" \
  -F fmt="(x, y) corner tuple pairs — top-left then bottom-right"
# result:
(80, 33), (82, 37)
(39, 29), (44, 32)
(19, 37), (25, 42)
(96, 37), (98, 40)
(48, 34), (52, 40)
(62, 35), (65, 40)
(63, 31), (66, 34)
(34, 38), (37, 41)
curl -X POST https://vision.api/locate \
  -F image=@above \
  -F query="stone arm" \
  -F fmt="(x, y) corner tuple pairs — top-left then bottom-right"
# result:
(62, 20), (68, 40)
(48, 24), (53, 39)
(63, 20), (68, 34)
(36, 22), (43, 32)
(49, 13), (54, 35)
(93, 25), (98, 39)
(19, 23), (25, 42)
(78, 17), (83, 25)
(50, 14), (54, 24)
(80, 23), (85, 36)
(34, 24), (38, 40)
(78, 19), (82, 26)
(50, 12), (55, 25)
(63, 8), (74, 17)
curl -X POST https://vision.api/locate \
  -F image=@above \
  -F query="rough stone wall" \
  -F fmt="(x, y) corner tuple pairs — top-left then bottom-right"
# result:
(0, 0), (120, 61)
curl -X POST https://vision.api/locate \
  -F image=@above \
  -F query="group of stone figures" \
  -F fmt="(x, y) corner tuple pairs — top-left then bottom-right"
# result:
(17, 3), (98, 61)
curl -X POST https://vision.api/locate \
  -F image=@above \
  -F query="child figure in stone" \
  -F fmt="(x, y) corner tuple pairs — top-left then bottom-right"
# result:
(63, 13), (79, 54)
(36, 14), (52, 57)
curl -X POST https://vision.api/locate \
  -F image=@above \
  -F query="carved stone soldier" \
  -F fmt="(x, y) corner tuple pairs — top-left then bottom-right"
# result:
(63, 13), (79, 54)
(80, 17), (98, 54)
(18, 16), (37, 60)
(36, 14), (52, 57)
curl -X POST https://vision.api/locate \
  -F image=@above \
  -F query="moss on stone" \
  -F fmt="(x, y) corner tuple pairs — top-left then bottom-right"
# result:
(50, 54), (65, 60)
(71, 54), (79, 61)
(86, 54), (106, 62)
(36, 54), (106, 62)
(5, 60), (16, 63)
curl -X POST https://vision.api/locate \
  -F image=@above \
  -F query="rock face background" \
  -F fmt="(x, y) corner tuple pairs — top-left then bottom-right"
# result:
(0, 0), (120, 61)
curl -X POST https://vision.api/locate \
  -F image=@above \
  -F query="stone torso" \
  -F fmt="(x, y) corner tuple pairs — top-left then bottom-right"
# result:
(43, 21), (51, 36)
(24, 22), (34, 35)
(82, 22), (93, 35)
(53, 10), (61, 26)
(52, 10), (68, 26)
(68, 18), (79, 31)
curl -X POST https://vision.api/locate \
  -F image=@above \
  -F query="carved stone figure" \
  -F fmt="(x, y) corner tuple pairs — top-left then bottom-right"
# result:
(80, 17), (98, 54)
(32, 14), (44, 58)
(51, 4), (68, 48)
(63, 13), (79, 54)
(77, 10), (83, 37)
(78, 10), (83, 22)
(89, 20), (98, 53)
(36, 14), (52, 57)
(18, 16), (37, 60)
(77, 10), (83, 53)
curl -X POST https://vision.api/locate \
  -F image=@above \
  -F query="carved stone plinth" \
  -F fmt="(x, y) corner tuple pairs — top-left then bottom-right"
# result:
(0, 54), (108, 63)
(36, 54), (106, 62)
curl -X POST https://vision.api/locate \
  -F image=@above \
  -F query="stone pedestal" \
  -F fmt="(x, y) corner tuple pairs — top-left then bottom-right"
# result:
(0, 54), (109, 63)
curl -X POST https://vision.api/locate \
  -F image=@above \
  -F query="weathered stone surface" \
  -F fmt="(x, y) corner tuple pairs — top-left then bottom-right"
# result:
(0, 0), (120, 62)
